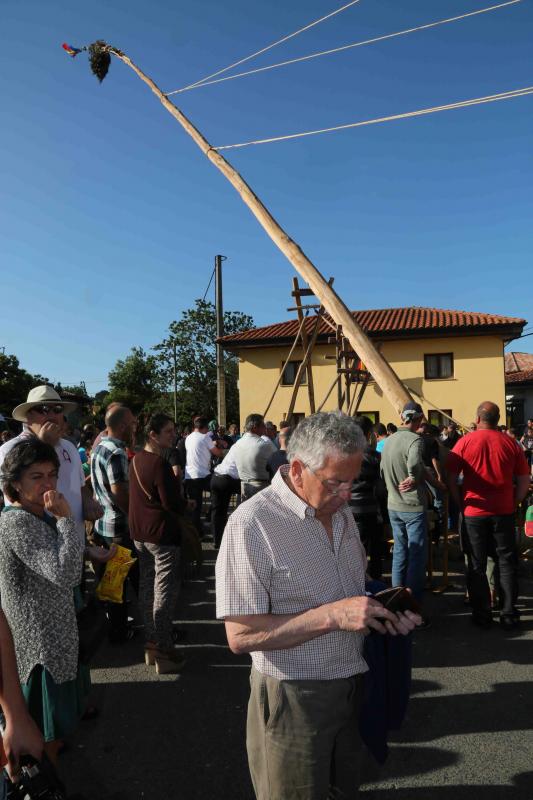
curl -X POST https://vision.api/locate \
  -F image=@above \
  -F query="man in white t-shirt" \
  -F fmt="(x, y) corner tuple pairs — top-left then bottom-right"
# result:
(0, 386), (103, 542)
(184, 416), (224, 535)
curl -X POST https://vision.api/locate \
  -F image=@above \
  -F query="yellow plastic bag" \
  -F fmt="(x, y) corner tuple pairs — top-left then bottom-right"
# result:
(96, 545), (137, 604)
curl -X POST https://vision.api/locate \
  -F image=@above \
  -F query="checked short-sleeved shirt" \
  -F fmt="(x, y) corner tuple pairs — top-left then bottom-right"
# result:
(215, 466), (368, 680)
(91, 436), (129, 539)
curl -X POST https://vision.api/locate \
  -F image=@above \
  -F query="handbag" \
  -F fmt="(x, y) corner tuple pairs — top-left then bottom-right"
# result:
(179, 514), (204, 568)
(132, 456), (203, 568)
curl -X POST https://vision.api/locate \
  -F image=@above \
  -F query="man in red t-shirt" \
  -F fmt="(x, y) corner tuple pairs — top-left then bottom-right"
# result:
(447, 401), (530, 630)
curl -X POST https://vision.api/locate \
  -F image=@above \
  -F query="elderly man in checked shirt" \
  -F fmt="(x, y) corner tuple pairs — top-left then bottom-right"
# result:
(216, 411), (421, 800)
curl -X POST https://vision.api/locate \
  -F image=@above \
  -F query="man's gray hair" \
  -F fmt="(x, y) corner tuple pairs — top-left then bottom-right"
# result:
(245, 413), (264, 432)
(286, 411), (366, 470)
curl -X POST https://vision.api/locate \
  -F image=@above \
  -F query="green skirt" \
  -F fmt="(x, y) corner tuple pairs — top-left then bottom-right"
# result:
(21, 663), (91, 743)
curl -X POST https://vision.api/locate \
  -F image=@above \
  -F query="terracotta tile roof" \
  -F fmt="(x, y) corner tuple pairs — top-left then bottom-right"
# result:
(505, 351), (533, 384)
(221, 307), (526, 347)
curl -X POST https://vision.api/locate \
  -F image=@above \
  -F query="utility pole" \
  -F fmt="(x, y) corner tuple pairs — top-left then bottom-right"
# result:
(215, 255), (227, 427)
(173, 341), (178, 424)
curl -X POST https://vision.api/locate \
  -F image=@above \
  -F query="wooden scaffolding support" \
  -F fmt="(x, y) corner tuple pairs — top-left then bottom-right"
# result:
(264, 277), (372, 423)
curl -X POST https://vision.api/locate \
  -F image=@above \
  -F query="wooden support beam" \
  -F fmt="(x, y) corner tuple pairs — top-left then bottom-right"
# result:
(291, 277), (333, 415)
(290, 278), (333, 298)
(343, 336), (351, 410)
(292, 277), (315, 414)
(317, 374), (339, 412)
(262, 315), (306, 418)
(337, 368), (370, 376)
(286, 306), (324, 423)
(286, 304), (322, 312)
(347, 372), (362, 416)
(336, 327), (343, 411)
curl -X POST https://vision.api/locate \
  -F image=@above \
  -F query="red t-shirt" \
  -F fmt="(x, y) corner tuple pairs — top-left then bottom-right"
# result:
(447, 429), (529, 517)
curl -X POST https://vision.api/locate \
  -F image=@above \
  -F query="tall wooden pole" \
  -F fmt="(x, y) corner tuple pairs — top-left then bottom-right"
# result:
(215, 254), (227, 427)
(95, 45), (412, 414)
(172, 342), (178, 424)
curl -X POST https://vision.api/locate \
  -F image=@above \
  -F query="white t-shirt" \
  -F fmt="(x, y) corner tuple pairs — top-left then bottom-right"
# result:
(0, 431), (85, 542)
(185, 431), (215, 480)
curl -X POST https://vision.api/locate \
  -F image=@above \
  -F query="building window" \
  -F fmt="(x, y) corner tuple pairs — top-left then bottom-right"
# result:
(291, 413), (306, 426)
(506, 398), (524, 428)
(424, 353), (454, 379)
(281, 360), (307, 386)
(359, 411), (380, 425)
(428, 410), (452, 428)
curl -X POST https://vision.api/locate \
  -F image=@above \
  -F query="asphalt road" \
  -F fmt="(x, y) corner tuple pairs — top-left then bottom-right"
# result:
(62, 540), (533, 800)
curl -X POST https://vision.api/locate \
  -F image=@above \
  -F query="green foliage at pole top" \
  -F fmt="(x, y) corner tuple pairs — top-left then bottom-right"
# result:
(153, 299), (254, 427)
(88, 41), (111, 83)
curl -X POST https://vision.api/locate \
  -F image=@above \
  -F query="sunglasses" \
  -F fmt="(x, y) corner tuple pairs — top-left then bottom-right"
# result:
(30, 404), (64, 415)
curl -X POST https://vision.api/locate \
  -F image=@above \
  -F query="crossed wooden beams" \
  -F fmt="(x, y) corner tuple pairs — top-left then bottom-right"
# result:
(263, 277), (372, 424)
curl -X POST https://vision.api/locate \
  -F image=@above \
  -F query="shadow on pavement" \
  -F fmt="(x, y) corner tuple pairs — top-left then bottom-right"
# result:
(361, 772), (533, 800)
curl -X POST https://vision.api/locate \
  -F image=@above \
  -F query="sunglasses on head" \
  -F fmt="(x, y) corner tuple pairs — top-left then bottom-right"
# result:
(31, 404), (64, 415)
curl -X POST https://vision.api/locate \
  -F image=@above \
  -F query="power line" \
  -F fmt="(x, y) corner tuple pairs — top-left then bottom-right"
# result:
(202, 267), (216, 301)
(214, 86), (533, 150)
(166, 0), (362, 95)
(169, 0), (522, 94)
(505, 332), (533, 345)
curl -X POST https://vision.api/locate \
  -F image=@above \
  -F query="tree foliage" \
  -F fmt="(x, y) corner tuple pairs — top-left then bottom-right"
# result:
(106, 346), (168, 414)
(54, 383), (90, 398)
(0, 353), (49, 418)
(154, 300), (253, 427)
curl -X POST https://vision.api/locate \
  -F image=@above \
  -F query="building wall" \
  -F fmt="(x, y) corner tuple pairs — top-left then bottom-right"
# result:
(236, 334), (507, 429)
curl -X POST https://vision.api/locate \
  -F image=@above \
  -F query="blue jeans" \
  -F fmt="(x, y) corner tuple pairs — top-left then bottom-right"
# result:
(389, 509), (428, 600)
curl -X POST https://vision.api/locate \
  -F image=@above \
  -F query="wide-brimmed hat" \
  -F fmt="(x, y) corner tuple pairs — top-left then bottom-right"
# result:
(12, 385), (78, 422)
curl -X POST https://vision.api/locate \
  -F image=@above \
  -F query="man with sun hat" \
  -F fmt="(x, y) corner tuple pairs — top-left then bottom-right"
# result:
(0, 385), (103, 538)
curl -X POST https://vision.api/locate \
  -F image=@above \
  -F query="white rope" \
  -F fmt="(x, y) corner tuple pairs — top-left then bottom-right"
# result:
(166, 0), (362, 96)
(170, 0), (523, 94)
(214, 86), (533, 150)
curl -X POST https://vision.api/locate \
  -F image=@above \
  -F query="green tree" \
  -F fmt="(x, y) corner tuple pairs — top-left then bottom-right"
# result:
(55, 383), (90, 397)
(0, 353), (49, 417)
(154, 300), (253, 427)
(106, 346), (168, 414)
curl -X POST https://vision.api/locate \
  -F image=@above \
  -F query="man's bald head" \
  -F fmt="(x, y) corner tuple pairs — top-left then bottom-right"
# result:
(476, 401), (500, 429)
(106, 405), (135, 441)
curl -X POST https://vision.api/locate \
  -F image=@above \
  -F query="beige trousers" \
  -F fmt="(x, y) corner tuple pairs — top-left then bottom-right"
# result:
(247, 667), (363, 800)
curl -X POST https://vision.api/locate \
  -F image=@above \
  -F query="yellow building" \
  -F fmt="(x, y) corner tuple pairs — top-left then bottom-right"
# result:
(221, 307), (526, 429)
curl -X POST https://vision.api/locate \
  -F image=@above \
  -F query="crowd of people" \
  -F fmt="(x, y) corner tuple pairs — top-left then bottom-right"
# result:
(0, 383), (531, 798)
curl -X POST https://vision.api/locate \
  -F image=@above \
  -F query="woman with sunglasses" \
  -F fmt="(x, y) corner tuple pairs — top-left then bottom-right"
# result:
(0, 439), (85, 765)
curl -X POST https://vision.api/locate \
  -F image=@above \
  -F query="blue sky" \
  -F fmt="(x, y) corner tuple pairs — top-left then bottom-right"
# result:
(1, 0), (532, 391)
